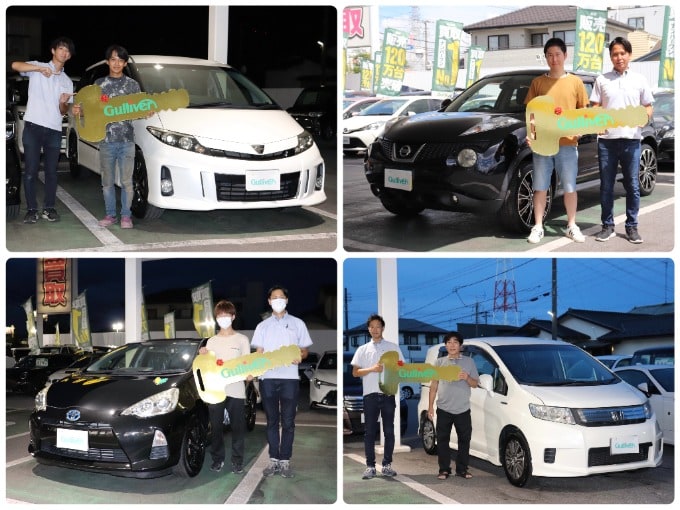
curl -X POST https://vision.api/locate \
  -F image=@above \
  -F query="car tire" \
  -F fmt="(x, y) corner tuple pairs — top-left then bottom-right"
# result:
(245, 381), (257, 432)
(172, 413), (207, 478)
(638, 142), (657, 196)
(420, 413), (437, 455)
(67, 131), (82, 178)
(379, 190), (425, 216)
(502, 430), (532, 487)
(500, 160), (553, 233)
(401, 386), (414, 400)
(130, 147), (165, 220)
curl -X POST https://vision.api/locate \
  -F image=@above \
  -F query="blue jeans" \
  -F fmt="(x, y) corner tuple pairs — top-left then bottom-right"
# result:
(532, 145), (578, 192)
(363, 393), (396, 467)
(22, 122), (61, 211)
(436, 408), (472, 475)
(260, 379), (299, 461)
(99, 141), (135, 218)
(598, 139), (641, 227)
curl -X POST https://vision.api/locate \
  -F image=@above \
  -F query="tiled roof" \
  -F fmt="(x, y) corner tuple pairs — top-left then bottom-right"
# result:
(464, 6), (631, 31)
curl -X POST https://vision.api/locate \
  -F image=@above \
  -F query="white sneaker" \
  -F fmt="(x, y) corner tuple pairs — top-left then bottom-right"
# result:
(565, 224), (585, 243)
(527, 226), (544, 244)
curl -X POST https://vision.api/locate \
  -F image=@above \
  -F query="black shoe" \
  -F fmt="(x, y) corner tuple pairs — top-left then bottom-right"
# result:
(625, 226), (643, 244)
(595, 225), (615, 242)
(210, 460), (224, 472)
(41, 208), (60, 222)
(23, 209), (40, 224)
(232, 463), (244, 474)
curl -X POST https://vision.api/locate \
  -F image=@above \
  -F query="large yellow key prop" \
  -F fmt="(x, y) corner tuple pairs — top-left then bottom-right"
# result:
(192, 345), (301, 404)
(378, 351), (461, 396)
(526, 95), (648, 156)
(74, 84), (189, 143)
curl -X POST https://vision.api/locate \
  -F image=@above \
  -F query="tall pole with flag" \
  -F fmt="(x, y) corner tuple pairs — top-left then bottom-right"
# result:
(659, 7), (675, 89)
(71, 291), (92, 350)
(23, 298), (39, 352)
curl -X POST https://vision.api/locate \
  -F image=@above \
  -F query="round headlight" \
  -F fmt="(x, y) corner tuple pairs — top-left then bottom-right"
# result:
(457, 148), (477, 168)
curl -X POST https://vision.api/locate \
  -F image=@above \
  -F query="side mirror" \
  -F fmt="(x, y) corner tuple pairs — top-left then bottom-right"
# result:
(478, 373), (494, 393)
(637, 381), (651, 397)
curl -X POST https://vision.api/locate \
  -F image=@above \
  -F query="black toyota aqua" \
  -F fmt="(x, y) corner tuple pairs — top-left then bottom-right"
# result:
(363, 69), (658, 233)
(29, 339), (213, 478)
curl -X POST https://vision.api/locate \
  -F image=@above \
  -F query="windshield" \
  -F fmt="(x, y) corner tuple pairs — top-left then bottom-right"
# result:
(446, 74), (536, 114)
(135, 63), (279, 109)
(360, 99), (409, 116)
(494, 344), (617, 386)
(85, 341), (200, 374)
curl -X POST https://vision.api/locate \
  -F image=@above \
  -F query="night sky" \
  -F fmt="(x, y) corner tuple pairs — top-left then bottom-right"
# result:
(6, 5), (336, 88)
(5, 258), (337, 338)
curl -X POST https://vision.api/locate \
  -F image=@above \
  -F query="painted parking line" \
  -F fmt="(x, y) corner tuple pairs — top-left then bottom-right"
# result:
(224, 446), (271, 504)
(344, 453), (461, 504)
(528, 195), (674, 252)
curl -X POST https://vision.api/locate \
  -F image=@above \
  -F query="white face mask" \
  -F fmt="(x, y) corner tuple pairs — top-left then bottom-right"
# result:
(216, 316), (233, 329)
(271, 298), (287, 313)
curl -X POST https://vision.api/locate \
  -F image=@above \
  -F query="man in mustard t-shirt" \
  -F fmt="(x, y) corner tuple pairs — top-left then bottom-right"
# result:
(525, 38), (589, 244)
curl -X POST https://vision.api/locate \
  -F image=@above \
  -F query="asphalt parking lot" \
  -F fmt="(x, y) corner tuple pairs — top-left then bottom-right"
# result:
(6, 385), (337, 504)
(342, 398), (674, 504)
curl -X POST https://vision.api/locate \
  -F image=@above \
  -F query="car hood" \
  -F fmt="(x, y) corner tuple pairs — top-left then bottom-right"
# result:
(313, 368), (338, 385)
(45, 372), (189, 409)
(382, 111), (522, 142)
(521, 380), (646, 408)
(152, 108), (304, 147)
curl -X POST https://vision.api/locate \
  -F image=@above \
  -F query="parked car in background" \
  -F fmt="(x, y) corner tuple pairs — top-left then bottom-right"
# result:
(651, 90), (674, 164)
(7, 74), (76, 156)
(67, 56), (326, 220)
(6, 351), (82, 394)
(418, 338), (662, 487)
(342, 97), (380, 119)
(364, 69), (658, 233)
(596, 354), (633, 370)
(298, 351), (319, 381)
(614, 364), (674, 445)
(343, 96), (443, 155)
(286, 85), (336, 140)
(29, 339), (210, 478)
(6, 108), (22, 218)
(45, 351), (108, 386)
(342, 352), (408, 436)
(9, 347), (32, 363)
(631, 345), (674, 366)
(309, 350), (337, 409)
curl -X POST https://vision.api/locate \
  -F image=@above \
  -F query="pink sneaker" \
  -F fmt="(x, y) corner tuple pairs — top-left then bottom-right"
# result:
(121, 216), (134, 229)
(98, 215), (117, 227)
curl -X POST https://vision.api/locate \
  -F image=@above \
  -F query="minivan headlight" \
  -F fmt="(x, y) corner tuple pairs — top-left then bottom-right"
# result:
(294, 130), (314, 154)
(147, 127), (208, 154)
(529, 403), (576, 425)
(121, 388), (179, 418)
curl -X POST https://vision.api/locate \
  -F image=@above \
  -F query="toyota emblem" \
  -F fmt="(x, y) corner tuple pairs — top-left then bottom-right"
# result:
(66, 409), (81, 422)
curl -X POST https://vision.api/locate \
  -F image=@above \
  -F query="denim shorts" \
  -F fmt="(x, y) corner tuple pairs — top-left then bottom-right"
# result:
(532, 145), (578, 192)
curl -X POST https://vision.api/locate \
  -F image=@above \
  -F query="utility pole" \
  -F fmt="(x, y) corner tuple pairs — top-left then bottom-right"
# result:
(551, 259), (558, 340)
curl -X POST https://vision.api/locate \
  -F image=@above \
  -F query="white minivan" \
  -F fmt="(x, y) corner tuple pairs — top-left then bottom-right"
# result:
(417, 337), (663, 487)
(67, 56), (326, 219)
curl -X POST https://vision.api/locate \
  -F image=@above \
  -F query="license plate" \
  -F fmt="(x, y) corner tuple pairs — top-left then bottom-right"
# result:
(56, 428), (89, 451)
(384, 168), (413, 191)
(343, 136), (350, 145)
(610, 435), (639, 454)
(245, 170), (280, 191)
(35, 357), (48, 368)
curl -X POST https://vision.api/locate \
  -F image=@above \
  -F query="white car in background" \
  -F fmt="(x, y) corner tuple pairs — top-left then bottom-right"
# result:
(309, 350), (337, 409)
(614, 364), (674, 445)
(342, 96), (442, 154)
(67, 55), (326, 220)
(417, 338), (663, 487)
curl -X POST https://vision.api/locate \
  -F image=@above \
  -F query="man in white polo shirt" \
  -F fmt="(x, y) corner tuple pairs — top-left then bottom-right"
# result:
(11, 37), (75, 224)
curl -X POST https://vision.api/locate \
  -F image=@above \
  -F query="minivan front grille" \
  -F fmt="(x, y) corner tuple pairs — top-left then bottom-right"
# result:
(215, 173), (299, 201)
(588, 442), (652, 466)
(573, 405), (648, 427)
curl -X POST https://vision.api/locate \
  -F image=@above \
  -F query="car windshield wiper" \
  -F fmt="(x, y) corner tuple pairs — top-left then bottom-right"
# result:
(191, 101), (233, 108)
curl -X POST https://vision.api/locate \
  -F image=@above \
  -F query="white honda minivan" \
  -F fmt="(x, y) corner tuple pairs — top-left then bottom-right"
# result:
(417, 337), (663, 487)
(67, 56), (326, 219)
